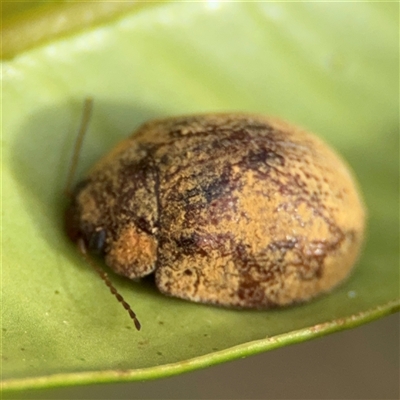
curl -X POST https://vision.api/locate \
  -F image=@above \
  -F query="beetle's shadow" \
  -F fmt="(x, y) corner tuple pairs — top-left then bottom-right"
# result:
(9, 98), (164, 298)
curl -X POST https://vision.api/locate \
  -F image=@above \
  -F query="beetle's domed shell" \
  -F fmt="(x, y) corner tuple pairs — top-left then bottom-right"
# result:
(69, 113), (366, 308)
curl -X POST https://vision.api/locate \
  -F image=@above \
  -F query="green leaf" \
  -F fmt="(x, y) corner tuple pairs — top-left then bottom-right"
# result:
(2, 1), (399, 394)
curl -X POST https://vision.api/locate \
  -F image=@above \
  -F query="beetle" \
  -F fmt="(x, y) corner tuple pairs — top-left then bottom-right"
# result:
(65, 100), (365, 330)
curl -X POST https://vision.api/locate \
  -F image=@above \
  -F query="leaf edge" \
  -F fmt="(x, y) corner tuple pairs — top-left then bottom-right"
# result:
(2, 298), (399, 394)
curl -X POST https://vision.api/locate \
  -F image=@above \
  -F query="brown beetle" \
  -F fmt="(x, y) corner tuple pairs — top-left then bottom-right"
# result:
(66, 103), (365, 329)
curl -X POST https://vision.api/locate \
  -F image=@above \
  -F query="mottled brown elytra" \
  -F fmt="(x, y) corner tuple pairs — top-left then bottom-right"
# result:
(66, 100), (365, 330)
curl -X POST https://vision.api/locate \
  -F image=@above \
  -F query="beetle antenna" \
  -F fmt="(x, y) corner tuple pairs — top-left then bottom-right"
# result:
(65, 98), (94, 197)
(77, 238), (141, 331)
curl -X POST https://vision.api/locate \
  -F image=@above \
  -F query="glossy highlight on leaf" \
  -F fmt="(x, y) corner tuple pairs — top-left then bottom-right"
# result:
(2, 0), (399, 394)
